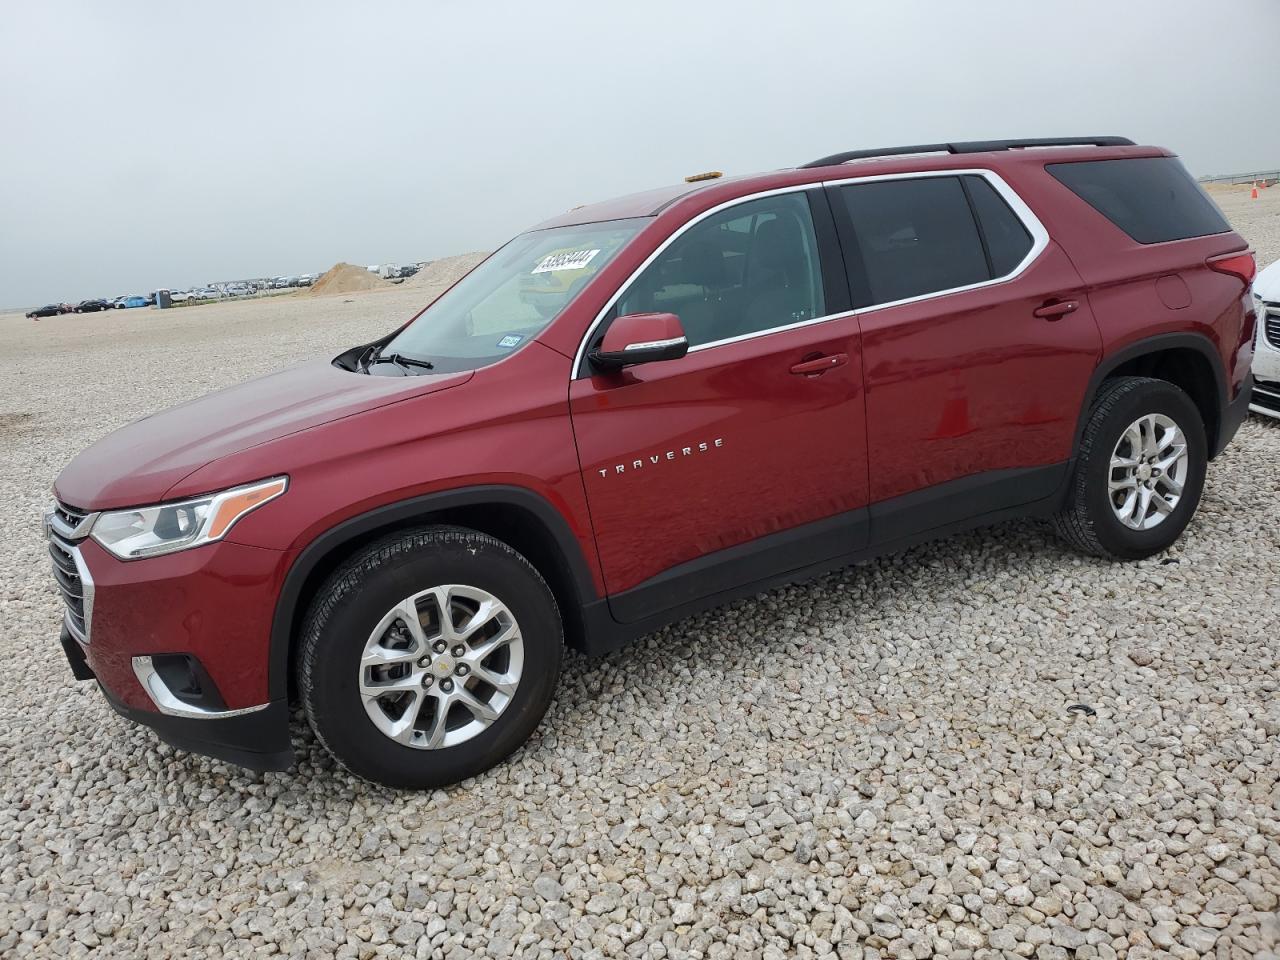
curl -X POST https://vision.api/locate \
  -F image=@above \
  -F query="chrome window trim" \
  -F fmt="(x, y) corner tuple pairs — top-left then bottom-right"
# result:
(570, 169), (1049, 376)
(131, 656), (271, 720)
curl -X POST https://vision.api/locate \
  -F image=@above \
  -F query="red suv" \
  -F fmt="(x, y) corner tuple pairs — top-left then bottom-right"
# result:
(47, 137), (1256, 788)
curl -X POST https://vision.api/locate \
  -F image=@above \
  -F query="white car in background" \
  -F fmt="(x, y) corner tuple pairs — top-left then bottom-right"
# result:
(1253, 259), (1280, 418)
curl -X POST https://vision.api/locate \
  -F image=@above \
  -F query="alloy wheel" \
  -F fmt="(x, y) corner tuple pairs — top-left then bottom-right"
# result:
(1108, 413), (1190, 531)
(358, 584), (523, 749)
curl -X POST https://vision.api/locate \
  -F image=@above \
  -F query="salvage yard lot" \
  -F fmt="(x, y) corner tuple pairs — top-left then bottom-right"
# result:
(1, 189), (1278, 958)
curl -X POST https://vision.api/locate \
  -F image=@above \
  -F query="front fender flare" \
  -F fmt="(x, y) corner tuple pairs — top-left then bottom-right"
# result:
(267, 484), (599, 702)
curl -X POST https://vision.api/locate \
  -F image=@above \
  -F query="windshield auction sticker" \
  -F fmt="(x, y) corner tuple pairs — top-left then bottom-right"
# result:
(531, 249), (600, 274)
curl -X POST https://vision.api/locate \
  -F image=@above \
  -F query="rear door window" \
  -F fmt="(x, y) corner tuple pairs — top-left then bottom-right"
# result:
(833, 177), (990, 306)
(1046, 157), (1230, 244)
(963, 175), (1033, 276)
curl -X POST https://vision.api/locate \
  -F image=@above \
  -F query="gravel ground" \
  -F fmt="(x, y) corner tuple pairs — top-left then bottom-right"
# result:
(1, 191), (1278, 960)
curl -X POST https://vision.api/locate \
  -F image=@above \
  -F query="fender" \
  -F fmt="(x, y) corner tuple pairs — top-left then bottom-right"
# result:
(267, 484), (599, 702)
(1074, 331), (1228, 455)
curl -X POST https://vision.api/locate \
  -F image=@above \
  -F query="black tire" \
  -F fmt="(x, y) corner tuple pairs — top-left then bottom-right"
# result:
(299, 525), (563, 789)
(1053, 376), (1207, 560)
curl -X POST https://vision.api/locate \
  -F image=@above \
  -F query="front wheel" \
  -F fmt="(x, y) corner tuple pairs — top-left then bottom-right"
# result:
(299, 526), (564, 789)
(1054, 376), (1207, 560)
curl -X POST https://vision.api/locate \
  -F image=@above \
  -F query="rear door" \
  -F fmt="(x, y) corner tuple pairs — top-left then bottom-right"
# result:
(826, 172), (1102, 541)
(569, 188), (869, 621)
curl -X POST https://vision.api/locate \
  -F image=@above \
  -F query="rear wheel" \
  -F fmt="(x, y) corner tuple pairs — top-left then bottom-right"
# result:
(1054, 376), (1206, 559)
(299, 526), (563, 789)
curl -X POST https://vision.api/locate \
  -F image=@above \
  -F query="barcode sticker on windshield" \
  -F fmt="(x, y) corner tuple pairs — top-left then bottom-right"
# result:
(531, 249), (600, 274)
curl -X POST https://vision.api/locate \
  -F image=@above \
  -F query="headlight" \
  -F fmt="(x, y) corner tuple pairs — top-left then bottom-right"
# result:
(91, 477), (287, 560)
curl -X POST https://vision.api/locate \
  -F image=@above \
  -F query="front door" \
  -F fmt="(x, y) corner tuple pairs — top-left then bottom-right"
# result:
(569, 189), (869, 622)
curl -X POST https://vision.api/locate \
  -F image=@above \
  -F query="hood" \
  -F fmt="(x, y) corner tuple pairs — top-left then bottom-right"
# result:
(55, 360), (472, 510)
(1254, 257), (1280, 302)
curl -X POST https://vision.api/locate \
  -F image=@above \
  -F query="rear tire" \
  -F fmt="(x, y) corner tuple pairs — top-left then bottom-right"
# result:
(299, 525), (563, 789)
(1053, 376), (1206, 559)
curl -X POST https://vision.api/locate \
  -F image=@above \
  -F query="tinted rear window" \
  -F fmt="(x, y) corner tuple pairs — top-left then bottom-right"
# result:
(1047, 157), (1230, 244)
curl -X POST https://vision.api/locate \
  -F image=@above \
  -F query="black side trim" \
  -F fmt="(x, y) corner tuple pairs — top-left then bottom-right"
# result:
(268, 485), (598, 701)
(1074, 332), (1227, 456)
(609, 510), (868, 623)
(806, 188), (852, 316)
(801, 137), (1135, 168)
(583, 462), (1070, 655)
(100, 684), (293, 773)
(1219, 373), (1252, 452)
(60, 626), (95, 681)
(868, 463), (1066, 546)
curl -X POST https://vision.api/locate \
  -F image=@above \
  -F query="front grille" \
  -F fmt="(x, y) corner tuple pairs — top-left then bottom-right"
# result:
(47, 500), (95, 643)
(53, 502), (88, 531)
(1253, 379), (1280, 415)
(1264, 305), (1280, 350)
(49, 534), (90, 641)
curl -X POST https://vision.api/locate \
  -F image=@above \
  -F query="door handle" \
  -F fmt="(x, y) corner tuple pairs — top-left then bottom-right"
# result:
(790, 353), (848, 376)
(1033, 299), (1079, 320)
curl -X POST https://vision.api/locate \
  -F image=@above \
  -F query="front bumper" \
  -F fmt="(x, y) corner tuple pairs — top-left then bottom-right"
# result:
(60, 626), (292, 771)
(46, 511), (296, 772)
(1251, 303), (1280, 418)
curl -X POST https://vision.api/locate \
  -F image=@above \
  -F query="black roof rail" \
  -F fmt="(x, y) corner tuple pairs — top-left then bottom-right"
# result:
(800, 136), (1136, 169)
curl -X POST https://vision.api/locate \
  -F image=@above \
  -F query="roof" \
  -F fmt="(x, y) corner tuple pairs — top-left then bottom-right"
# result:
(531, 140), (1170, 230)
(531, 179), (732, 230)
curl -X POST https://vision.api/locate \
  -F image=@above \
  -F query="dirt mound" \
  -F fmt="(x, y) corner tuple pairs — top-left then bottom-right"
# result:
(308, 262), (387, 296)
(404, 252), (489, 300)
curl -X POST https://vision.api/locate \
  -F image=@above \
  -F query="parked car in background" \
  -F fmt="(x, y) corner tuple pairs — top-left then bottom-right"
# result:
(116, 296), (148, 309)
(1252, 258), (1280, 418)
(191, 288), (220, 300)
(26, 304), (63, 319)
(170, 290), (193, 303)
(45, 137), (1255, 788)
(75, 299), (111, 313)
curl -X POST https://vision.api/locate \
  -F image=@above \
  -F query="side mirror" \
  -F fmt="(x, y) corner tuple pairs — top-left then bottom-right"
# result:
(590, 312), (689, 370)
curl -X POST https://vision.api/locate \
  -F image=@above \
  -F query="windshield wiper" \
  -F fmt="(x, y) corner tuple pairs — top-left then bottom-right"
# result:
(364, 348), (435, 373)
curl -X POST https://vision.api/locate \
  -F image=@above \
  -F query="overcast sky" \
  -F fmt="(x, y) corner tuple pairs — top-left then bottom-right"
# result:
(3, 0), (1278, 307)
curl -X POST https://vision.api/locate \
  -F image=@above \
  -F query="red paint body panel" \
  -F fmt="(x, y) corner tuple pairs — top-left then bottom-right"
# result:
(570, 315), (867, 596)
(54, 361), (473, 509)
(175, 342), (604, 594)
(78, 537), (287, 710)
(859, 242), (1101, 502)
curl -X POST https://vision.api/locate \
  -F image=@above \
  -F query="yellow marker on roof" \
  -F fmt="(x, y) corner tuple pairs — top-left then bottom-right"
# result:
(684, 171), (723, 183)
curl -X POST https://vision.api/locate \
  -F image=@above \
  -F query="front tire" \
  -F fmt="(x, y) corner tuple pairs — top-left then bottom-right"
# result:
(1054, 376), (1207, 560)
(299, 526), (563, 789)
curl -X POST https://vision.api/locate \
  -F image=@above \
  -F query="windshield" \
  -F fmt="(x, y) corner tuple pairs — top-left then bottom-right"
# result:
(380, 218), (645, 372)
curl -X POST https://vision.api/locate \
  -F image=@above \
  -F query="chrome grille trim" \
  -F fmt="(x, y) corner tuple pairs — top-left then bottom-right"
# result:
(46, 513), (95, 643)
(1263, 307), (1280, 350)
(48, 502), (99, 542)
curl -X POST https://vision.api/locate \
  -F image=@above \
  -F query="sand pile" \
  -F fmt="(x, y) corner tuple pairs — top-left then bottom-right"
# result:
(405, 252), (489, 300)
(307, 263), (387, 296)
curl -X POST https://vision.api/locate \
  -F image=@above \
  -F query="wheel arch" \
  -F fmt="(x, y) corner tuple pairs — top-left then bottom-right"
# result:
(1077, 333), (1227, 459)
(269, 485), (600, 702)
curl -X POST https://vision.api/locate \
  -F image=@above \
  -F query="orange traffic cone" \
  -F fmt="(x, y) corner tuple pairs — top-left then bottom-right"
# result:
(1252, 185), (1259, 199)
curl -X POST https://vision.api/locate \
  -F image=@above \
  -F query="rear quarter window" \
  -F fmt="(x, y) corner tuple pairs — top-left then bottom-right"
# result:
(1046, 157), (1230, 244)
